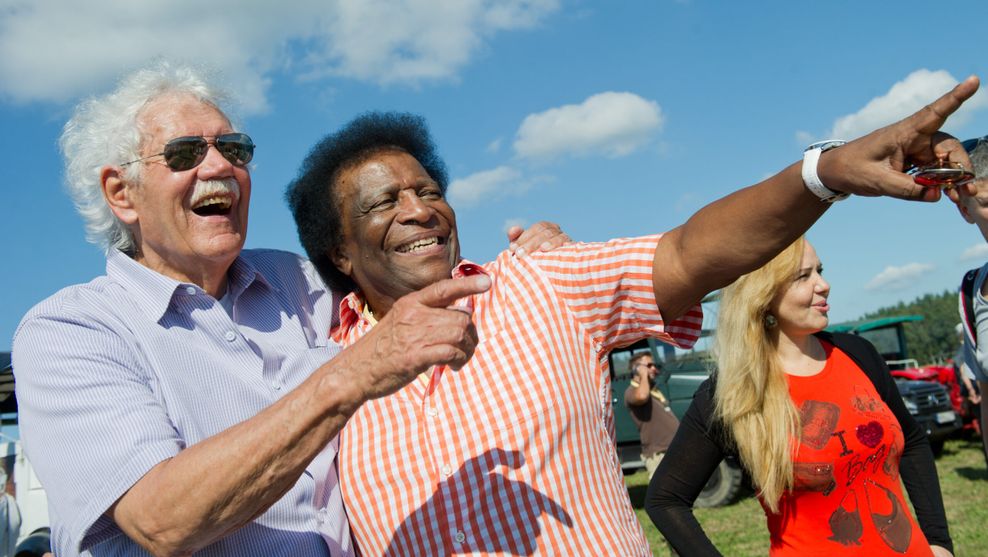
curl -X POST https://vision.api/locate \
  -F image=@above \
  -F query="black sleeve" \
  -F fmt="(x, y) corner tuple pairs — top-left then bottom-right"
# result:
(827, 333), (953, 553)
(644, 378), (728, 557)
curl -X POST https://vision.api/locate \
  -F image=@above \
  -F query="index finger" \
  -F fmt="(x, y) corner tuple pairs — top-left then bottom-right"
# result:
(412, 275), (492, 308)
(907, 75), (979, 135)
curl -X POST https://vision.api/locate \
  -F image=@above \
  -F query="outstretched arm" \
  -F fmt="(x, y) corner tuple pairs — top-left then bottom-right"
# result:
(654, 77), (979, 322)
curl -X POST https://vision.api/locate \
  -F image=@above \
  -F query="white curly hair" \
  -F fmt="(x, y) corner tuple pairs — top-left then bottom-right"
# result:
(59, 61), (232, 254)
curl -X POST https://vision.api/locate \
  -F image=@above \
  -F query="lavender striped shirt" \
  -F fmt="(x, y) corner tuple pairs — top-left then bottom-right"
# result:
(13, 249), (350, 557)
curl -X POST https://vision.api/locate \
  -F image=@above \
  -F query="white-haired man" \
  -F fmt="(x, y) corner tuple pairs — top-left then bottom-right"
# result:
(11, 63), (565, 557)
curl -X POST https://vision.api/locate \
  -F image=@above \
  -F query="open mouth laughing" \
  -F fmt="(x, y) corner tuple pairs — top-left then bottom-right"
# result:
(190, 179), (240, 217)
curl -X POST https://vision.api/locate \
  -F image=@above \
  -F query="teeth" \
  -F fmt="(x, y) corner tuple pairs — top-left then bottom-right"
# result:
(190, 179), (240, 211)
(194, 196), (232, 210)
(397, 237), (439, 253)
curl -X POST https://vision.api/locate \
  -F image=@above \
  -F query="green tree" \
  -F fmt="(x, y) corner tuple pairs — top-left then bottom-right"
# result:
(860, 290), (958, 364)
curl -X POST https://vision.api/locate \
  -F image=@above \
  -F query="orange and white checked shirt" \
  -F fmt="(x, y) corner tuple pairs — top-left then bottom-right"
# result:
(333, 235), (702, 556)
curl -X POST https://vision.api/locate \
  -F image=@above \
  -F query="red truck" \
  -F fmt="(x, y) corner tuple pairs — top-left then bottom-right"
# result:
(826, 315), (975, 453)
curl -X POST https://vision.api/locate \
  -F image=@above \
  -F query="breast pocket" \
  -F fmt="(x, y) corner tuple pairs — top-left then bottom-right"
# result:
(461, 327), (563, 437)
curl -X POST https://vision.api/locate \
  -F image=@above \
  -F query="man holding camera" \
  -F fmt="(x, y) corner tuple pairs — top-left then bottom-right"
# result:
(625, 352), (679, 480)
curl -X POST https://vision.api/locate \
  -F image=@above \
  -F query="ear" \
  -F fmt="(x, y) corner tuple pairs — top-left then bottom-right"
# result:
(101, 166), (139, 225)
(330, 244), (353, 278)
(957, 196), (976, 224)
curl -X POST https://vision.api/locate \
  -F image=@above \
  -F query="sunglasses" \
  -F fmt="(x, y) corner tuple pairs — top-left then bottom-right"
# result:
(121, 133), (255, 171)
(962, 135), (988, 155)
(639, 362), (658, 369)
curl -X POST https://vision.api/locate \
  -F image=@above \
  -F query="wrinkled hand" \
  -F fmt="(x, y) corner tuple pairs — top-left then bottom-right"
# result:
(818, 76), (979, 202)
(507, 221), (571, 257)
(355, 275), (491, 400)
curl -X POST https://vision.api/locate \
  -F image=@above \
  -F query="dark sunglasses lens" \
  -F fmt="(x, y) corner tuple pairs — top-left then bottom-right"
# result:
(215, 133), (254, 166)
(163, 137), (209, 171)
(963, 136), (987, 155)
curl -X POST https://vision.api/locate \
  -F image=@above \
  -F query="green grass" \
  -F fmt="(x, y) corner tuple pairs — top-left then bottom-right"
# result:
(625, 436), (988, 556)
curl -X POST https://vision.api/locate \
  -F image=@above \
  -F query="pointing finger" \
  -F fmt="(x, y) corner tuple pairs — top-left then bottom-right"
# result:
(908, 75), (979, 135)
(413, 275), (491, 309)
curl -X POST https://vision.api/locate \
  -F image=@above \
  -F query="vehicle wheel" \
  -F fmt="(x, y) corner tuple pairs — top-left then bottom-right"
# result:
(694, 459), (744, 508)
(14, 527), (51, 557)
(929, 438), (945, 457)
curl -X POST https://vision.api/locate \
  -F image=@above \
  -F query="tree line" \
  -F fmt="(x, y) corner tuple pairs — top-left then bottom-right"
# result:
(859, 290), (959, 366)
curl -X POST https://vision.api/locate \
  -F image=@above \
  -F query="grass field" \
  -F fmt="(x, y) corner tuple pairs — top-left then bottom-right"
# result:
(625, 436), (988, 556)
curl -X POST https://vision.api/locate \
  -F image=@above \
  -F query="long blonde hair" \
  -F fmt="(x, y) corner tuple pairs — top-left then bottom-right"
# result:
(713, 238), (805, 512)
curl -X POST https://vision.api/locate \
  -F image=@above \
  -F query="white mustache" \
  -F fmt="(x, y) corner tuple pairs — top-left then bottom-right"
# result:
(190, 178), (240, 208)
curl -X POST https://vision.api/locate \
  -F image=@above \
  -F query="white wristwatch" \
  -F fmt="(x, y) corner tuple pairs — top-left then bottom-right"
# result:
(802, 140), (849, 203)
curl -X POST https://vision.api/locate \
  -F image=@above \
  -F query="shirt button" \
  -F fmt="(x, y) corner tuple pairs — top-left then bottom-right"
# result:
(224, 330), (237, 342)
(426, 407), (438, 417)
(441, 465), (452, 477)
(185, 286), (196, 295)
(453, 530), (466, 544)
(316, 507), (328, 523)
(271, 380), (282, 391)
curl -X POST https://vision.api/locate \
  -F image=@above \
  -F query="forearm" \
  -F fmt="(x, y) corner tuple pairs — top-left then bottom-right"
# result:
(898, 435), (952, 551)
(111, 274), (489, 556)
(882, 363), (952, 551)
(112, 350), (369, 556)
(645, 385), (725, 556)
(653, 163), (828, 321)
(626, 378), (651, 406)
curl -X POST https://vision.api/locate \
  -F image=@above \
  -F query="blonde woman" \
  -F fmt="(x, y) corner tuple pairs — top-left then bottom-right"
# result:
(645, 238), (952, 556)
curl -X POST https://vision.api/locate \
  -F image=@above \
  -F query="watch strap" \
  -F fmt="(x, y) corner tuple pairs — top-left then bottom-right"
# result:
(802, 140), (849, 203)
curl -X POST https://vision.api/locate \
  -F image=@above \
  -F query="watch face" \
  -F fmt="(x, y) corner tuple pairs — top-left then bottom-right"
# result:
(805, 140), (847, 153)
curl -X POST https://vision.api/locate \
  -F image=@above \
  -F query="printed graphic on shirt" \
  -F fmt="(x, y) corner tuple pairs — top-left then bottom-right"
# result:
(793, 462), (836, 494)
(856, 421), (884, 448)
(796, 397), (915, 553)
(850, 386), (885, 417)
(799, 400), (840, 449)
(828, 490), (863, 546)
(865, 480), (912, 553)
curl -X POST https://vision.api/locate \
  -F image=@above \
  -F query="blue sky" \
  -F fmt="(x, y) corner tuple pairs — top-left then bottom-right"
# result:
(3, 0), (988, 349)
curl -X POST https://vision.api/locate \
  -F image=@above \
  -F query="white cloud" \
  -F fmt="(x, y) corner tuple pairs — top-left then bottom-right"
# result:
(448, 165), (550, 208)
(827, 69), (988, 140)
(794, 130), (815, 146)
(503, 218), (528, 234)
(486, 137), (503, 153)
(865, 262), (935, 291)
(960, 243), (988, 261)
(0, 0), (559, 112)
(673, 192), (701, 214)
(513, 91), (663, 160)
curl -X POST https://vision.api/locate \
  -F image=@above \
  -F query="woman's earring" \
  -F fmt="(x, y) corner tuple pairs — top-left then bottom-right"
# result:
(763, 314), (778, 329)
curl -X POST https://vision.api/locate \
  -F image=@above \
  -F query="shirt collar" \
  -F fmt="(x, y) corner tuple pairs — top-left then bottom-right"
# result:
(334, 259), (489, 341)
(107, 249), (272, 321)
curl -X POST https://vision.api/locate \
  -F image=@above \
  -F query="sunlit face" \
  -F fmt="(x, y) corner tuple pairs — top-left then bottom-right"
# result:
(769, 242), (831, 338)
(123, 96), (251, 283)
(634, 355), (659, 381)
(957, 178), (988, 243)
(331, 149), (460, 315)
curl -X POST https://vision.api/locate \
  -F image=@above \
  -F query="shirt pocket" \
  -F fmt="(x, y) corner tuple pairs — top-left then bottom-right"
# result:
(460, 327), (562, 437)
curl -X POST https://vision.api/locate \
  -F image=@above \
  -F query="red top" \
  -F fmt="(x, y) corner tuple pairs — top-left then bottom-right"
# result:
(768, 342), (933, 556)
